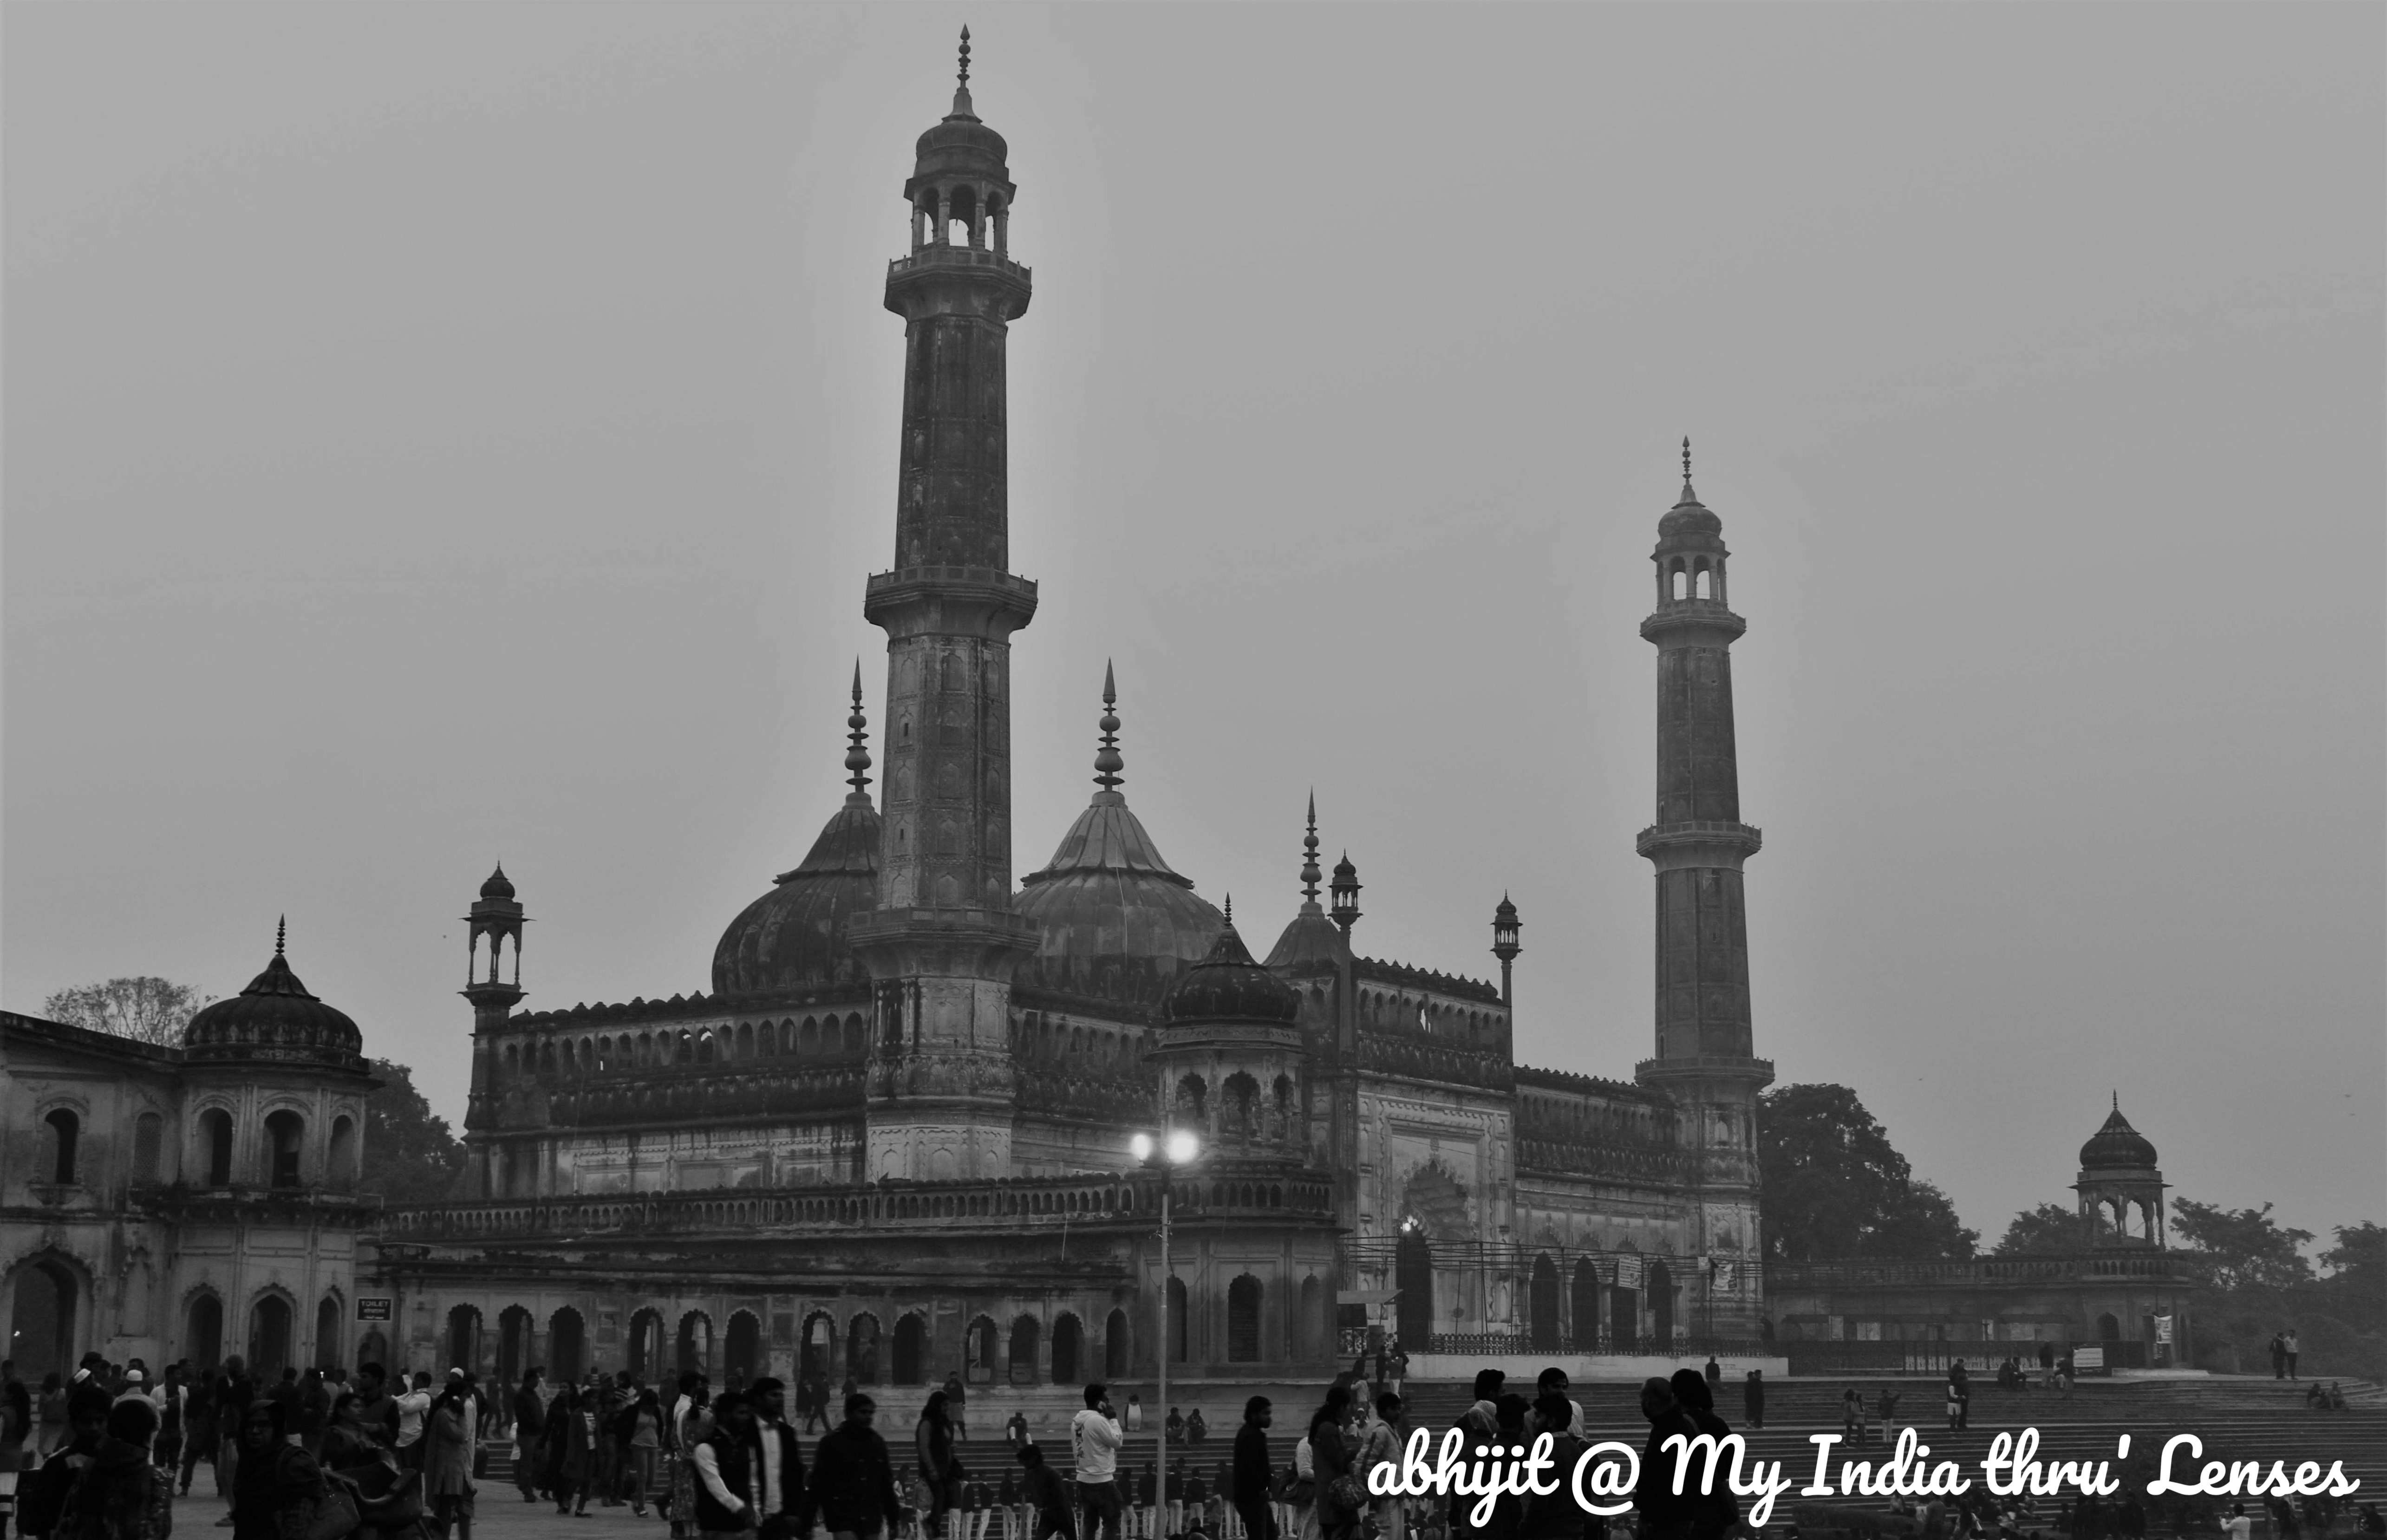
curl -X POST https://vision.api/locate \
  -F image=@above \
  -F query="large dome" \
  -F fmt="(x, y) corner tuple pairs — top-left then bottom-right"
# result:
(184, 922), (365, 1068)
(1013, 670), (1223, 1009)
(712, 671), (883, 996)
(2078, 1099), (2159, 1170)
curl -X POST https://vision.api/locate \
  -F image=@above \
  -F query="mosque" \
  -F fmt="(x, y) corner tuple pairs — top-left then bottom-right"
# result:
(3, 40), (2195, 1393)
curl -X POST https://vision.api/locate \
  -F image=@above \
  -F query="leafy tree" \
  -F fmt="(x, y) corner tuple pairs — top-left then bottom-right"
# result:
(2316, 1221), (2386, 1338)
(1755, 1083), (1978, 1261)
(2171, 1198), (2314, 1292)
(42, 976), (214, 1046)
(359, 1058), (467, 1206)
(1994, 1202), (2087, 1256)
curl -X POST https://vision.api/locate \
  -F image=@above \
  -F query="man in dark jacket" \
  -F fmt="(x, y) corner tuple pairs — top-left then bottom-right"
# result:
(1017, 1446), (1075, 1540)
(1631, 1379), (1701, 1540)
(1741, 1371), (1763, 1431)
(511, 1370), (547, 1504)
(19, 1386), (113, 1540)
(1232, 1398), (1275, 1540)
(747, 1378), (810, 1540)
(809, 1394), (902, 1540)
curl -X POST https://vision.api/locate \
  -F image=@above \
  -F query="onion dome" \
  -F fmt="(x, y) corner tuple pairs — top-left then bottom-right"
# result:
(712, 666), (882, 995)
(2078, 1095), (2159, 1170)
(1267, 792), (1349, 969)
(479, 864), (516, 901)
(1657, 437), (1725, 543)
(912, 29), (1010, 185)
(1162, 905), (1303, 1027)
(1015, 665), (1225, 1007)
(183, 917), (365, 1067)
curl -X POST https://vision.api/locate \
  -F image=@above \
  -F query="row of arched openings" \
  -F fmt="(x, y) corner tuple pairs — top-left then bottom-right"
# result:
(502, 1014), (870, 1081)
(33, 1105), (354, 1190)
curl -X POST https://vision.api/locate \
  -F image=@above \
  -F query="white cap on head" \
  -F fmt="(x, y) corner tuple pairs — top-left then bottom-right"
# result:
(126, 1369), (145, 1382)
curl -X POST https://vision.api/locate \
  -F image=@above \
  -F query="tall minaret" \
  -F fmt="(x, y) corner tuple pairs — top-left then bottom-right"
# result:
(1634, 441), (1771, 1335)
(460, 864), (525, 1197)
(848, 31), (1041, 1183)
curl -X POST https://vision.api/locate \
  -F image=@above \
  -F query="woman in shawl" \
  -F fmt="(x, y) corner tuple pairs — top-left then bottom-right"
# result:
(422, 1383), (476, 1540)
(916, 1391), (958, 1540)
(1309, 1389), (1360, 1540)
(555, 1384), (596, 1517)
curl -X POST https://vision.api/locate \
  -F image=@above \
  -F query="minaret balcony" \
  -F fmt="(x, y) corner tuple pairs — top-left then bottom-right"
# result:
(1640, 601), (1746, 645)
(1636, 820), (1762, 868)
(885, 245), (1034, 318)
(863, 566), (1038, 632)
(887, 245), (1032, 282)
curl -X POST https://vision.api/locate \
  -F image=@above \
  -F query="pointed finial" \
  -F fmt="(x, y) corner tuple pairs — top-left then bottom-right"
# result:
(1093, 663), (1124, 791)
(1299, 791), (1323, 905)
(275, 914), (287, 956)
(959, 25), (971, 87)
(1679, 436), (1698, 504)
(1223, 894), (1233, 927)
(845, 660), (873, 803)
(2112, 1089), (2120, 1112)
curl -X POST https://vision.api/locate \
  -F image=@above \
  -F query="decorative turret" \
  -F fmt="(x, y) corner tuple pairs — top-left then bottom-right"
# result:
(849, 34), (1043, 1181)
(1330, 851), (1363, 937)
(2074, 1095), (2168, 1248)
(1153, 909), (1307, 1155)
(1490, 894), (1521, 1005)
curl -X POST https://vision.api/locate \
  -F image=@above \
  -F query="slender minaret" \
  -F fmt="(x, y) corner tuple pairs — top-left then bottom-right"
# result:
(460, 864), (526, 1195)
(848, 32), (1041, 1182)
(1634, 441), (1771, 1335)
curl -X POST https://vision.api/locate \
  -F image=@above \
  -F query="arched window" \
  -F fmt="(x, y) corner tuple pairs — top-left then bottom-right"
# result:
(1227, 1276), (1262, 1364)
(1395, 1230), (1433, 1351)
(2096, 1312), (2121, 1341)
(1222, 1074), (1259, 1144)
(1649, 1260), (1676, 1346)
(677, 1312), (713, 1378)
(800, 1312), (835, 1383)
(201, 1108), (235, 1186)
(1051, 1314), (1083, 1385)
(892, 1313), (927, 1386)
(1174, 1075), (1206, 1127)
(43, 1109), (80, 1184)
(443, 1305), (481, 1376)
(327, 1116), (357, 1189)
(1299, 1275), (1324, 1362)
(498, 1306), (533, 1386)
(132, 1112), (164, 1183)
(1009, 1315), (1041, 1384)
(264, 1109), (304, 1188)
(9, 1256), (79, 1379)
(315, 1296), (342, 1369)
(1570, 1260), (1601, 1352)
(187, 1291), (225, 1370)
(628, 1310), (665, 1381)
(1165, 1278), (1188, 1364)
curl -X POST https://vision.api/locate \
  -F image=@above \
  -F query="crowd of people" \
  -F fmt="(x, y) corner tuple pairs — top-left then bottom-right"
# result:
(3, 1351), (2380, 1540)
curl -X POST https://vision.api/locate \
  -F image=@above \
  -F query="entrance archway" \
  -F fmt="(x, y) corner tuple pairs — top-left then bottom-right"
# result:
(315, 1296), (341, 1369)
(801, 1313), (834, 1383)
(253, 1294), (295, 1378)
(846, 1313), (880, 1384)
(629, 1310), (665, 1381)
(1227, 1277), (1262, 1364)
(1529, 1255), (1560, 1351)
(1609, 1285), (1638, 1351)
(724, 1312), (761, 1387)
(188, 1292), (225, 1371)
(1051, 1315), (1082, 1385)
(1104, 1309), (1130, 1379)
(549, 1308), (587, 1383)
(1570, 1261), (1600, 1351)
(1649, 1261), (1675, 1347)
(498, 1306), (533, 1386)
(1395, 1228), (1434, 1350)
(892, 1314), (926, 1386)
(8, 1257), (78, 1379)
(676, 1312), (713, 1380)
(1008, 1316), (1040, 1384)
(444, 1305), (482, 1376)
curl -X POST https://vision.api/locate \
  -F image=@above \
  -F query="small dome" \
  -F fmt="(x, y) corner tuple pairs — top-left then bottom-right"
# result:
(1161, 922), (1302, 1027)
(1265, 904), (1347, 970)
(713, 801), (881, 996)
(2078, 1100), (2159, 1169)
(184, 927), (364, 1066)
(479, 864), (516, 901)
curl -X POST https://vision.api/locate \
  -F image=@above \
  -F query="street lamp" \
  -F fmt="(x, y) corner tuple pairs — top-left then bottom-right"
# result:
(1131, 1128), (1200, 1505)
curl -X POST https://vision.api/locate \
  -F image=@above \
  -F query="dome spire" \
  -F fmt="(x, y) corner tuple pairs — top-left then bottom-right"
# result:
(952, 25), (976, 117)
(275, 914), (286, 957)
(845, 659), (874, 805)
(1299, 791), (1324, 907)
(1679, 435), (1697, 505)
(1094, 661), (1124, 793)
(1223, 893), (1233, 927)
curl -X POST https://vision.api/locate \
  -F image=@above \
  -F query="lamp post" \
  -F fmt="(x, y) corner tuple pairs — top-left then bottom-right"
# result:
(1131, 1128), (1199, 1514)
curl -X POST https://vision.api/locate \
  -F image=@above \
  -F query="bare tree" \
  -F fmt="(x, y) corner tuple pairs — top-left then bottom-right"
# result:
(42, 976), (214, 1046)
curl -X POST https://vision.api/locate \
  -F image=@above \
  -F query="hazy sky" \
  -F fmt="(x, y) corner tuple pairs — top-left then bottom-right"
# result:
(7, 5), (2380, 1249)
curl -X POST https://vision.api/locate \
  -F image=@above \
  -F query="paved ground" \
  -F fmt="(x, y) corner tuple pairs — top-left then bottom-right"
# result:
(168, 1485), (672, 1540)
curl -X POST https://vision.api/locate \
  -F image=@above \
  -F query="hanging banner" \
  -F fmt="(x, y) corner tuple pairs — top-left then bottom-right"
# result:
(1615, 1253), (1644, 1290)
(2153, 1314), (2173, 1344)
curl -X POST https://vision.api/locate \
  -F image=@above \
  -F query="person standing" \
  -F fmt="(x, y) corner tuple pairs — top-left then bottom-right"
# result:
(1308, 1390), (1360, 1540)
(149, 1366), (187, 1477)
(1630, 1380), (1698, 1540)
(1123, 1397), (1142, 1436)
(1069, 1385), (1125, 1540)
(211, 1356), (255, 1524)
(510, 1369), (547, 1504)
(668, 1375), (717, 1540)
(748, 1378), (809, 1540)
(1741, 1371), (1764, 1432)
(809, 1394), (903, 1540)
(422, 1384), (476, 1540)
(554, 1383), (596, 1517)
(625, 1389), (665, 1517)
(1516, 1394), (1599, 1540)
(1948, 1362), (1970, 1431)
(689, 1391), (761, 1540)
(1358, 1395), (1406, 1540)
(59, 1399), (173, 1540)
(1233, 1400), (1276, 1540)
(917, 1392), (960, 1540)
(394, 1372), (433, 1474)
(2269, 1336), (2287, 1381)
(2285, 1331), (2301, 1380)
(946, 1374), (971, 1444)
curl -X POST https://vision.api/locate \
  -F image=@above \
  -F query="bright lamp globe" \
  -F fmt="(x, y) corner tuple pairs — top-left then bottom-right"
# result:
(1166, 1130), (1200, 1165)
(1129, 1133), (1154, 1162)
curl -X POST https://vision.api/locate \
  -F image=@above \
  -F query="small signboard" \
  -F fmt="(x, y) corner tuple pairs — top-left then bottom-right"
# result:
(2073, 1345), (2106, 1373)
(357, 1298), (394, 1322)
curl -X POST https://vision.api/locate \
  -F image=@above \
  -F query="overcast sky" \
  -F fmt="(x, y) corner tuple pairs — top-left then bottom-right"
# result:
(7, 4), (2380, 1249)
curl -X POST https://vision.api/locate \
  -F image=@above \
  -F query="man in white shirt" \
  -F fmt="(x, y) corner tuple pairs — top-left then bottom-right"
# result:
(394, 1373), (434, 1470)
(2223, 1505), (2252, 1540)
(1070, 1383), (1125, 1540)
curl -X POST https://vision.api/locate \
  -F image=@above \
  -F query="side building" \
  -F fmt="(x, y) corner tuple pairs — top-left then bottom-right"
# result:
(0, 929), (379, 1383)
